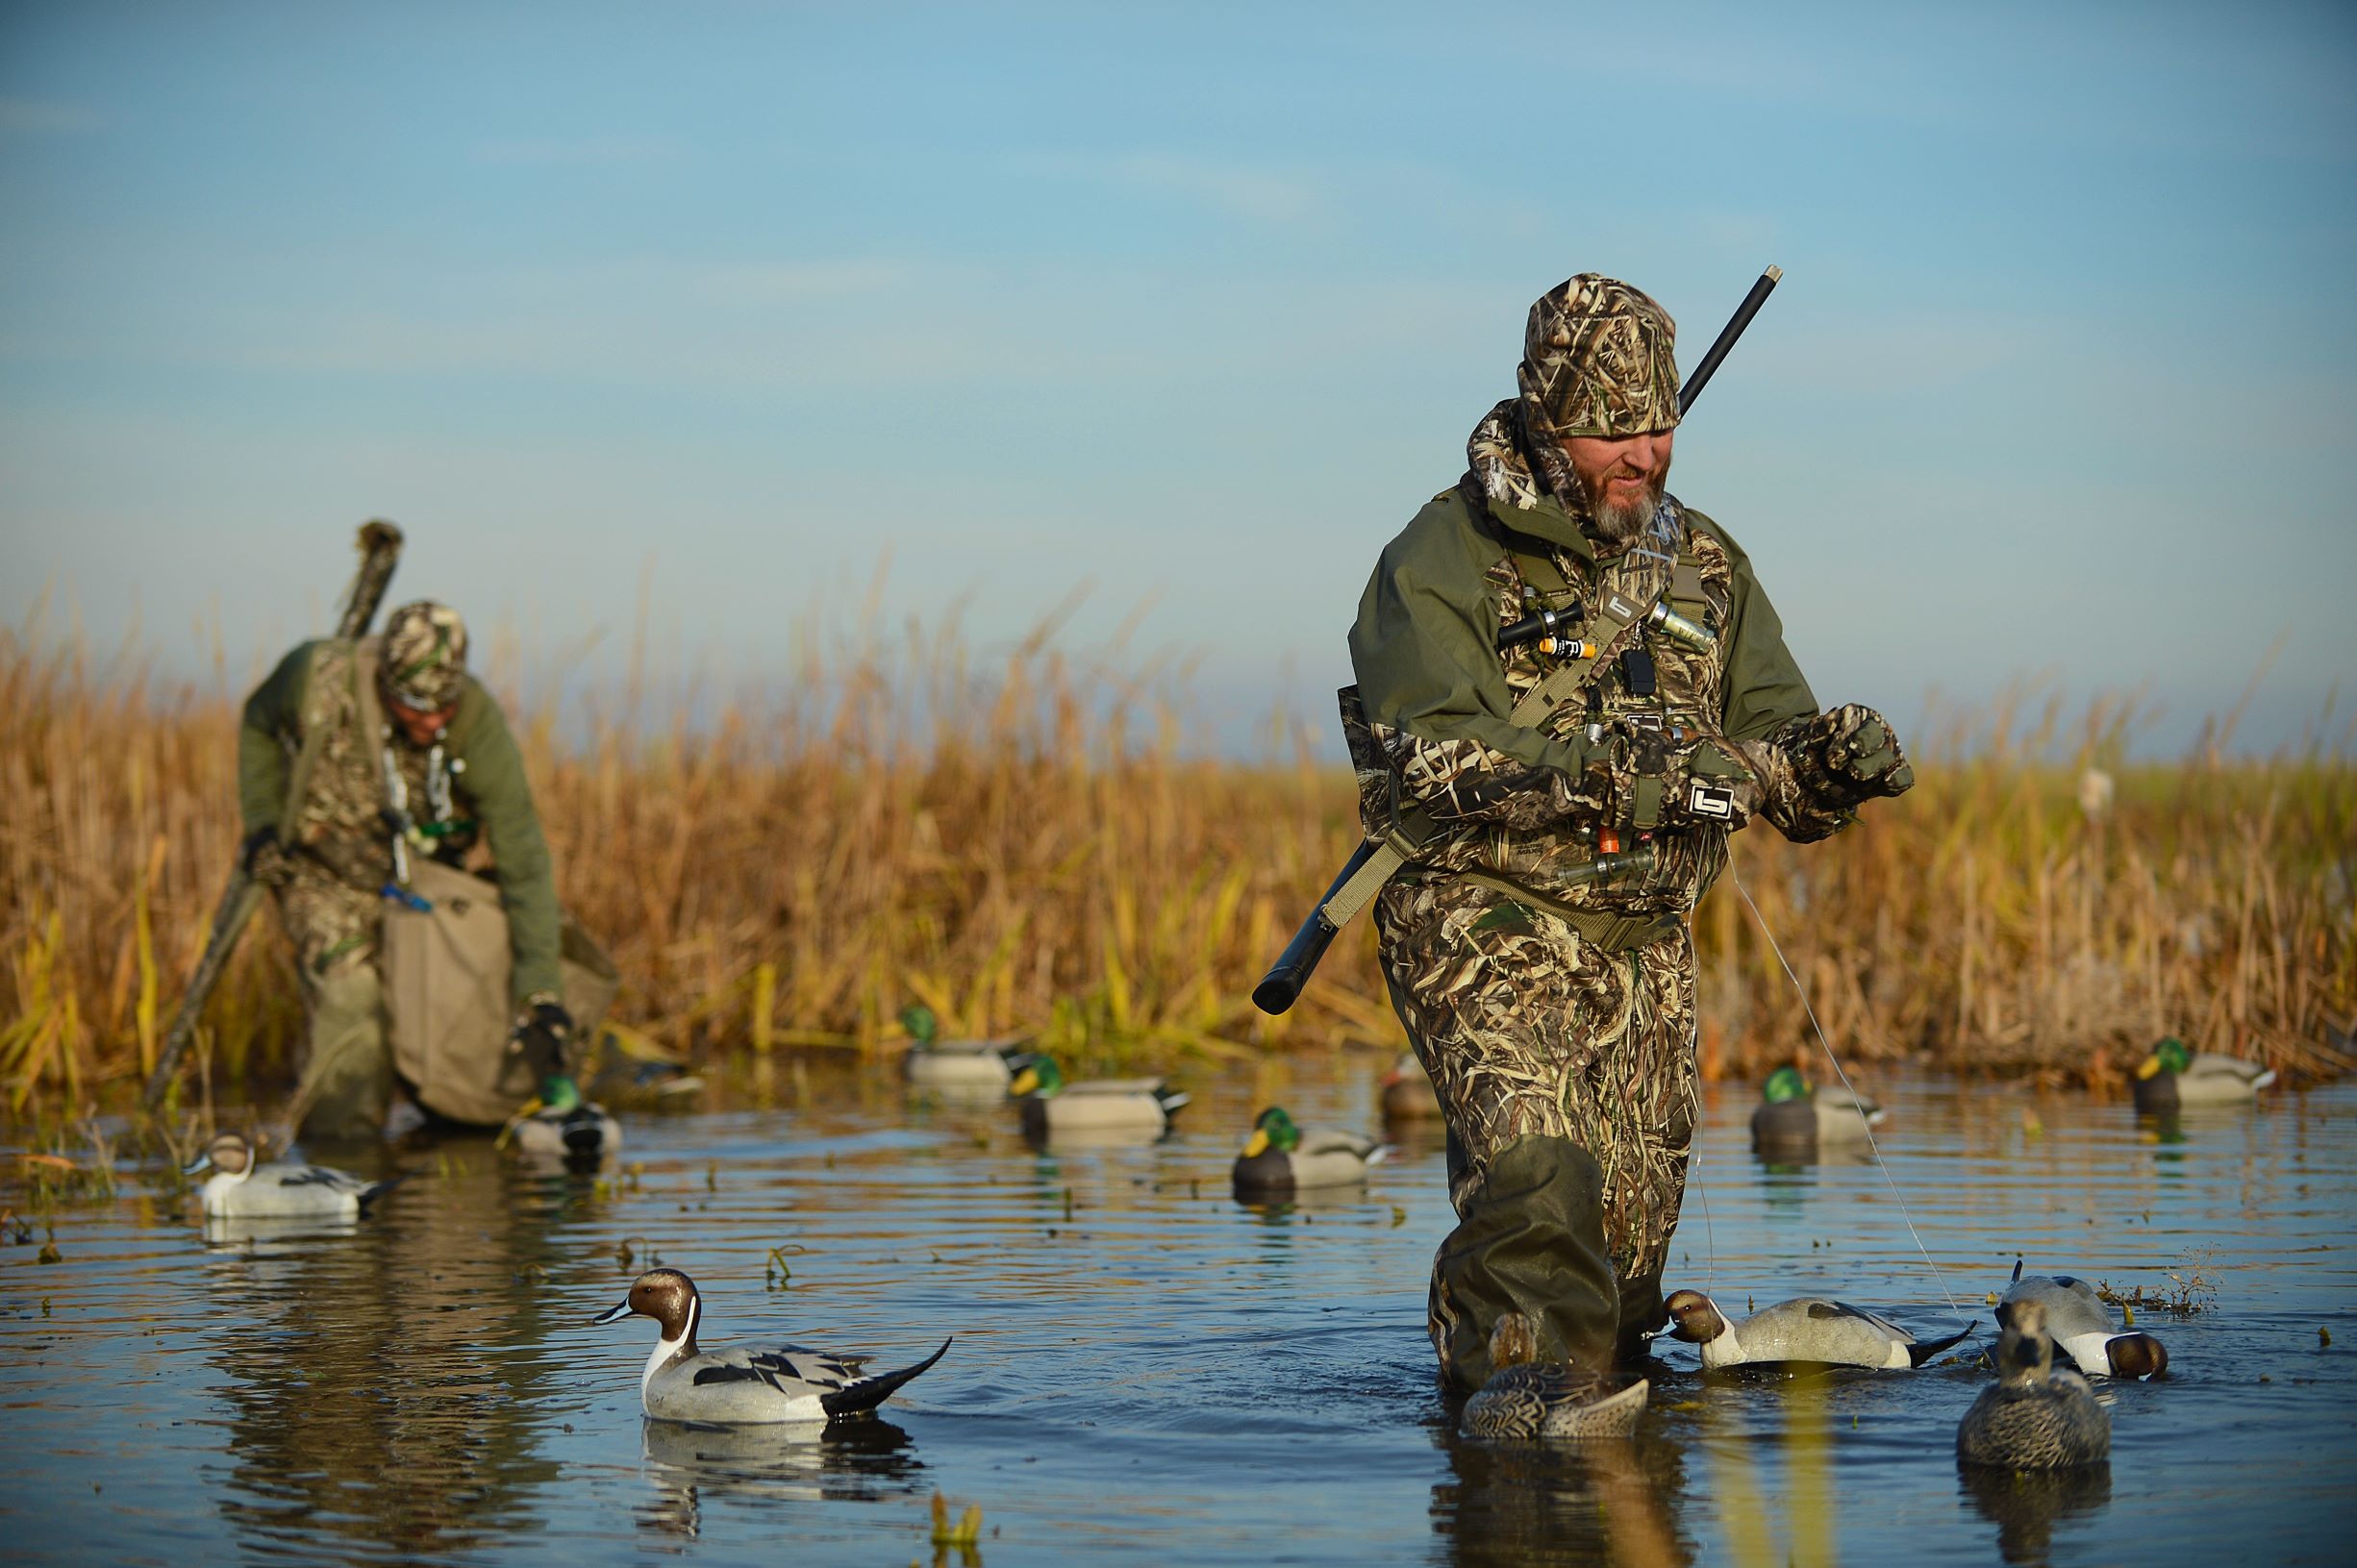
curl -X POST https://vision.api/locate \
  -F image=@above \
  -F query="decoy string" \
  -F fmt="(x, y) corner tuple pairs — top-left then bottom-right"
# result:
(1729, 864), (1962, 1315)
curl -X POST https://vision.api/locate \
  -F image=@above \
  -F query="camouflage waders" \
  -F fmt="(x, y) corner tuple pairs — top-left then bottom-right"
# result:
(275, 868), (394, 1142)
(1381, 878), (1697, 1387)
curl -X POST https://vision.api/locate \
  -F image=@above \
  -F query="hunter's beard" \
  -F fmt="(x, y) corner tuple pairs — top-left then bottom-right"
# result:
(1579, 459), (1668, 549)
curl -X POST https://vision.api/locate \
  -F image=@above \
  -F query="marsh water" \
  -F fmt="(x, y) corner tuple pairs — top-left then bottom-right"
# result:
(4, 1060), (2353, 1567)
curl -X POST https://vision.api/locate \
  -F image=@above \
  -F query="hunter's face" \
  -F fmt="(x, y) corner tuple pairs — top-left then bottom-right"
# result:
(388, 697), (456, 745)
(1562, 426), (1675, 533)
(1565, 429), (1678, 513)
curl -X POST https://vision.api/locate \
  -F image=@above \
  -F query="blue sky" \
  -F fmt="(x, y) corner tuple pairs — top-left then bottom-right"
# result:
(3, 1), (2352, 758)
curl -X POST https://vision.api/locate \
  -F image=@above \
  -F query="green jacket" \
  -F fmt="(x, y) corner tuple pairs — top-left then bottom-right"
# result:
(239, 639), (564, 1004)
(1349, 484), (1834, 919)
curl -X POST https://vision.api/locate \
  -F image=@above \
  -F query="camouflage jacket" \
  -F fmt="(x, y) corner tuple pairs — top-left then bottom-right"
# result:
(1348, 482), (1860, 925)
(238, 638), (564, 1004)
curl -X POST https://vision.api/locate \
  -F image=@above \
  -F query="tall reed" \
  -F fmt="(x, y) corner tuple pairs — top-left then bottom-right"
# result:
(1, 621), (2348, 1111)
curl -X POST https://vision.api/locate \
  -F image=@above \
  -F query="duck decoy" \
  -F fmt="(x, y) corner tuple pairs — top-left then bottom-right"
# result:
(1380, 1051), (1444, 1122)
(1461, 1312), (1649, 1439)
(899, 1006), (1031, 1094)
(2132, 1035), (2274, 1111)
(186, 1132), (402, 1220)
(594, 1266), (949, 1424)
(1749, 1065), (1882, 1153)
(1006, 1055), (1188, 1139)
(2000, 1258), (2168, 1379)
(1664, 1288), (1973, 1370)
(506, 1095), (623, 1162)
(1231, 1107), (1384, 1198)
(1958, 1299), (2111, 1470)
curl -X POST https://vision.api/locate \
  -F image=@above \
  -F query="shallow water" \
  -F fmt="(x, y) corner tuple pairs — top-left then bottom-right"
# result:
(4, 1061), (2353, 1567)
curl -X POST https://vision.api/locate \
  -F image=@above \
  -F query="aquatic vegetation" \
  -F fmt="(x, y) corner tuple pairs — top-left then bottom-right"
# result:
(0, 621), (2348, 1108)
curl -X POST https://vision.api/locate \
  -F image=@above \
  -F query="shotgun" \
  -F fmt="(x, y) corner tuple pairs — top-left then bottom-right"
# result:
(1251, 268), (1782, 1016)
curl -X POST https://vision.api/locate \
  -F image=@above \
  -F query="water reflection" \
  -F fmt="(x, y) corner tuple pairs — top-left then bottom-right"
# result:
(635, 1416), (923, 1541)
(1435, 1424), (1693, 1568)
(1958, 1461), (2113, 1565)
(200, 1136), (578, 1560)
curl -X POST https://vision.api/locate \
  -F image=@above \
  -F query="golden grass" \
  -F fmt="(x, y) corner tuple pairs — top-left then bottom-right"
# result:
(1, 619), (2349, 1111)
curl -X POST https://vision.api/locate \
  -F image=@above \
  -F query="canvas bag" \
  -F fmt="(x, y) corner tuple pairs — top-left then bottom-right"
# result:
(380, 858), (620, 1125)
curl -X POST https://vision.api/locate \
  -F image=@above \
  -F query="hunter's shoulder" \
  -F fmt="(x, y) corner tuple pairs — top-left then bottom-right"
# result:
(1376, 485), (1492, 574)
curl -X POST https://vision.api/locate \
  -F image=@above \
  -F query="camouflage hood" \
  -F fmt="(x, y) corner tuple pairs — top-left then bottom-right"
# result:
(1470, 274), (1682, 518)
(381, 601), (469, 710)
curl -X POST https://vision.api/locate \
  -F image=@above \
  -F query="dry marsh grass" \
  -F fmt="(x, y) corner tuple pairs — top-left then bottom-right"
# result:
(2, 623), (2349, 1111)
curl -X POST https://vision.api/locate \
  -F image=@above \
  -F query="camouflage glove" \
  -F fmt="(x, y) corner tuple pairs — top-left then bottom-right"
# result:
(1791, 703), (1915, 807)
(238, 825), (290, 885)
(510, 998), (578, 1107)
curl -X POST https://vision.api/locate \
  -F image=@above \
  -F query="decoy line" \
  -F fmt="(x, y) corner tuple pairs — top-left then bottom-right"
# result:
(1730, 864), (1964, 1316)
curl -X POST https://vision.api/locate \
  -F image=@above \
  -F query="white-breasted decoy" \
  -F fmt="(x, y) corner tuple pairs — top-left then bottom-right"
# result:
(594, 1267), (948, 1424)
(1999, 1259), (2168, 1380)
(186, 1132), (401, 1221)
(1664, 1288), (1973, 1370)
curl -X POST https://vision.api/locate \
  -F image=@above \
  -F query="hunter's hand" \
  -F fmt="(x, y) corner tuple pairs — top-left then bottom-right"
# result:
(510, 998), (575, 1081)
(239, 825), (289, 884)
(1819, 704), (1915, 799)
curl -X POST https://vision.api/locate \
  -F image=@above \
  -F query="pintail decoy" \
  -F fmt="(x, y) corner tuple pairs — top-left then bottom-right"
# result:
(1461, 1312), (1649, 1439)
(1958, 1299), (2112, 1470)
(186, 1132), (402, 1220)
(1749, 1065), (1883, 1152)
(1230, 1107), (1385, 1198)
(1007, 1056), (1188, 1138)
(2132, 1036), (2274, 1112)
(594, 1267), (949, 1424)
(1380, 1051), (1444, 1122)
(899, 1006), (1031, 1094)
(1999, 1259), (2167, 1379)
(1664, 1288), (1973, 1371)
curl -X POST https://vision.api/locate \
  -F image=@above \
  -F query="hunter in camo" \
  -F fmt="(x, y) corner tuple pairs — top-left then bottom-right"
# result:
(239, 602), (566, 1140)
(1346, 273), (1914, 1391)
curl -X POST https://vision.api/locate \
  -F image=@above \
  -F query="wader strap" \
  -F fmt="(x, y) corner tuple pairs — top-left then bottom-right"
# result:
(1456, 871), (1683, 953)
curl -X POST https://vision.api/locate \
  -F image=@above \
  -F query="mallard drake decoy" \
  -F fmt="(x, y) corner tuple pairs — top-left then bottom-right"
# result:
(1749, 1065), (1882, 1152)
(186, 1132), (402, 1220)
(1664, 1288), (1973, 1370)
(594, 1267), (949, 1424)
(1380, 1051), (1444, 1122)
(899, 1006), (1030, 1094)
(1007, 1056), (1188, 1138)
(1231, 1107), (1384, 1197)
(2000, 1258), (2168, 1379)
(2132, 1035), (2274, 1111)
(504, 1091), (622, 1163)
(1461, 1312), (1648, 1439)
(1958, 1299), (2111, 1470)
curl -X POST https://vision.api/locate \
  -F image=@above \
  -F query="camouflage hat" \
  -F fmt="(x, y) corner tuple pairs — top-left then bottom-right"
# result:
(380, 601), (469, 711)
(1517, 275), (1681, 439)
